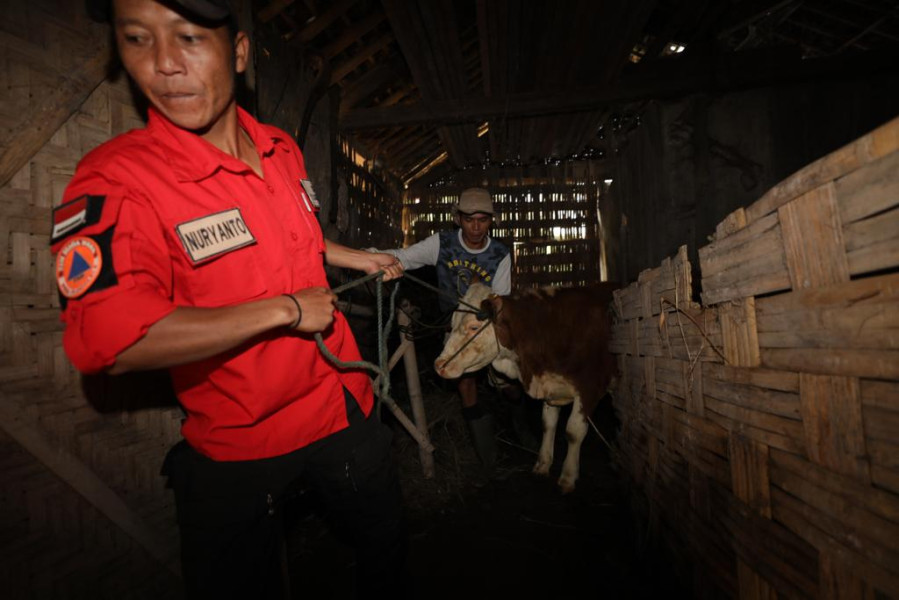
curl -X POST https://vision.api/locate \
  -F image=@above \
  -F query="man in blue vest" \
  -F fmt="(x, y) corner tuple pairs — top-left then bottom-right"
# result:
(382, 188), (512, 478)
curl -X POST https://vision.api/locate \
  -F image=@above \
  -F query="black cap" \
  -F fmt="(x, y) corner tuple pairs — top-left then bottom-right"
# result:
(86, 0), (231, 23)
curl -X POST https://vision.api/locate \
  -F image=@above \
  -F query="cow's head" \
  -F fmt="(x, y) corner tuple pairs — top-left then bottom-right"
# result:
(434, 283), (503, 379)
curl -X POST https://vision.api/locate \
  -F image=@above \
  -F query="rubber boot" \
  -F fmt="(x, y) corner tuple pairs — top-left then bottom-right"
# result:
(462, 405), (497, 484)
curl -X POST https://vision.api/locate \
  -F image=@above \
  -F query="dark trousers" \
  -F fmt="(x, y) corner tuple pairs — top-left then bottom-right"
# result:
(163, 390), (408, 599)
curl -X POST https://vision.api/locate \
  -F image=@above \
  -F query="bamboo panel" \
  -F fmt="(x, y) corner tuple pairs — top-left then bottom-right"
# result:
(613, 111), (899, 600)
(844, 206), (899, 276)
(634, 308), (722, 363)
(779, 183), (850, 289)
(702, 364), (801, 420)
(719, 297), (761, 368)
(704, 397), (806, 455)
(835, 148), (899, 225)
(761, 347), (899, 380)
(745, 115), (899, 223)
(770, 484), (899, 596)
(729, 432), (772, 518)
(711, 485), (819, 599)
(799, 374), (870, 482)
(1, 31), (185, 594)
(861, 379), (899, 496)
(639, 245), (695, 317)
(668, 412), (729, 466)
(613, 282), (643, 321)
(655, 359), (687, 410)
(755, 273), (899, 351)
(699, 212), (792, 305)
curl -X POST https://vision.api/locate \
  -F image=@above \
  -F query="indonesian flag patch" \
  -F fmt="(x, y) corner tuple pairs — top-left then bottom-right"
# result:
(51, 194), (106, 244)
(56, 236), (103, 299)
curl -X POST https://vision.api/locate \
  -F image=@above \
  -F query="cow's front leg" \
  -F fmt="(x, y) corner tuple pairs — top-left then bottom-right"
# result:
(558, 398), (588, 494)
(534, 403), (560, 477)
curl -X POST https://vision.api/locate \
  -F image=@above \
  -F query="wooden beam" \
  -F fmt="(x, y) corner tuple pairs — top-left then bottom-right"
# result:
(382, 0), (471, 168)
(0, 38), (108, 190)
(258, 0), (295, 24)
(339, 58), (405, 113)
(322, 12), (386, 59)
(297, 0), (357, 44)
(378, 84), (416, 107)
(329, 33), (394, 85)
(476, 0), (492, 96)
(0, 398), (180, 576)
(341, 48), (899, 130)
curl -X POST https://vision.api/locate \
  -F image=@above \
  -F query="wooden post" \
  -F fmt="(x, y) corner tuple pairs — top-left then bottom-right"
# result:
(398, 301), (435, 478)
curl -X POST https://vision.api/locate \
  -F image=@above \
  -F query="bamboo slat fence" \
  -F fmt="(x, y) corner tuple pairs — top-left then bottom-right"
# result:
(1, 19), (184, 596)
(403, 175), (610, 289)
(610, 115), (899, 599)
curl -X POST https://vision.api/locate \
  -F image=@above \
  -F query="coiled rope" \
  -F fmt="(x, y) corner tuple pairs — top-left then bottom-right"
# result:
(313, 271), (399, 410)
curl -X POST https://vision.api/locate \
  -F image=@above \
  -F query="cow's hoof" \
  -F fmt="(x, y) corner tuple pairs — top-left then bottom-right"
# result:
(558, 478), (576, 494)
(532, 461), (551, 477)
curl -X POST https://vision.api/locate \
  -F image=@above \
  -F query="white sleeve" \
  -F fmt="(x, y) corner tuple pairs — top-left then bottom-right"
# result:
(383, 233), (441, 271)
(492, 254), (512, 295)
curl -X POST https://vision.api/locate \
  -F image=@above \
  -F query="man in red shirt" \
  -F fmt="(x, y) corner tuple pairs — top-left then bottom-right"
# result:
(53, 0), (408, 597)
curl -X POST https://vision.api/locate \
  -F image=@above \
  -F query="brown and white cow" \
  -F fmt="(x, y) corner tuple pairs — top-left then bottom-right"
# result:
(434, 282), (617, 493)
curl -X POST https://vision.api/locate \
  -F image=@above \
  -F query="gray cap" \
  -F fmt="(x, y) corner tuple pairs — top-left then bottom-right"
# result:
(453, 188), (494, 216)
(86, 0), (231, 23)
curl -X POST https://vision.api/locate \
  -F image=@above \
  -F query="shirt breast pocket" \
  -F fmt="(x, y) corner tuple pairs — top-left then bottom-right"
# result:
(178, 246), (269, 307)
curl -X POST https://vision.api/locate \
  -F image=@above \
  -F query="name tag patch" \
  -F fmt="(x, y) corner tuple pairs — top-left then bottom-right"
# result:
(300, 179), (320, 209)
(176, 208), (256, 264)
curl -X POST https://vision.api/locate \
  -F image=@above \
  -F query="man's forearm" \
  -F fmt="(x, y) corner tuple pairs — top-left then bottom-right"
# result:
(110, 296), (295, 374)
(324, 239), (371, 269)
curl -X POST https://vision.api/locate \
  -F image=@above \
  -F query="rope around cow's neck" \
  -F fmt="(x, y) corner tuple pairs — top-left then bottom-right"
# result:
(314, 269), (496, 410)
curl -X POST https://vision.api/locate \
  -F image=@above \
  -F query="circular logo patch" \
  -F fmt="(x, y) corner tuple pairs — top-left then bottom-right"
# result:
(56, 236), (102, 299)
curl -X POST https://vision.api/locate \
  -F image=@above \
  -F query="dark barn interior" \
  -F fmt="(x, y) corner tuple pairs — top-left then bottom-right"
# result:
(1, 0), (899, 598)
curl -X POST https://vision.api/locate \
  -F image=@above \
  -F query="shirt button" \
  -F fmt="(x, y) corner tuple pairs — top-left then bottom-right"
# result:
(291, 232), (298, 240)
(266, 185), (274, 193)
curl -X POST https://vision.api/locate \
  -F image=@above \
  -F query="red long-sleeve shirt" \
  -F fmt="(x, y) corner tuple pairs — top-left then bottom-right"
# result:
(51, 106), (373, 461)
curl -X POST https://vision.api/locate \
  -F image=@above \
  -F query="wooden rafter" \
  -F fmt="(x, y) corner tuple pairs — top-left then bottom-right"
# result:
(297, 0), (358, 44)
(322, 12), (386, 59)
(329, 33), (393, 85)
(339, 56), (405, 113)
(0, 37), (108, 189)
(378, 84), (417, 107)
(342, 47), (899, 130)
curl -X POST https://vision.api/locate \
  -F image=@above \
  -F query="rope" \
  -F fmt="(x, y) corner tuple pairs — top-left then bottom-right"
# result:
(314, 270), (435, 453)
(313, 272), (399, 410)
(400, 271), (483, 313)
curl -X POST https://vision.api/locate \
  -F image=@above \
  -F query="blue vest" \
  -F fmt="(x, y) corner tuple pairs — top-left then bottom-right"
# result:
(435, 230), (509, 312)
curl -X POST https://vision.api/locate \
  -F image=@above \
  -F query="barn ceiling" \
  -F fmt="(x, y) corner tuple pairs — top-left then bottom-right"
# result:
(254, 0), (899, 184)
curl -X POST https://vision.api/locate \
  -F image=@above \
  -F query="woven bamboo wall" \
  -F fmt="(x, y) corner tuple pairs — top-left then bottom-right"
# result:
(610, 115), (899, 598)
(1, 3), (184, 596)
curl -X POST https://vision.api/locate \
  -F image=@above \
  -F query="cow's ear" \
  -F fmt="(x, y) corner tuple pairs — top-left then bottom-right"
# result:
(477, 298), (495, 321)
(483, 294), (504, 320)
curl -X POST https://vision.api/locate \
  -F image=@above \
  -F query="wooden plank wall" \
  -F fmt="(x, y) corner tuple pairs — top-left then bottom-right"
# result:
(1, 2), (184, 596)
(610, 115), (899, 598)
(337, 137), (404, 250)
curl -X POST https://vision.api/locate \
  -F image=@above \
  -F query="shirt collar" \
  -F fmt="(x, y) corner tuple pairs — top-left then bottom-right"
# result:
(146, 105), (291, 183)
(457, 229), (492, 254)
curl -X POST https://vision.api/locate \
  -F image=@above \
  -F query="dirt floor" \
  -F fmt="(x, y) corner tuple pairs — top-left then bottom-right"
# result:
(284, 368), (691, 600)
